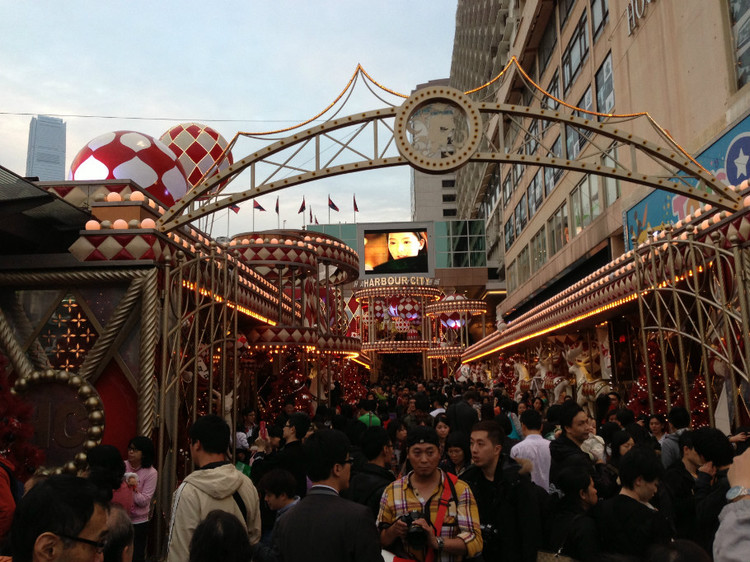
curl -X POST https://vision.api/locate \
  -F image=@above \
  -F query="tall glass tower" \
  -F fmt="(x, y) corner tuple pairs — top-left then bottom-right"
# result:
(25, 115), (66, 180)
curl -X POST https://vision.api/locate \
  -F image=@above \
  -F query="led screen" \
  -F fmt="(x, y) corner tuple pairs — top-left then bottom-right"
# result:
(363, 228), (430, 274)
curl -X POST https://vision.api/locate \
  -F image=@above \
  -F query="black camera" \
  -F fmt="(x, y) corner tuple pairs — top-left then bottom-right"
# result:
(399, 510), (429, 550)
(480, 522), (499, 541)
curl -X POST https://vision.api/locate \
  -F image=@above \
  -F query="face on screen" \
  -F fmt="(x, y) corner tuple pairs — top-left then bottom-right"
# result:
(387, 232), (425, 260)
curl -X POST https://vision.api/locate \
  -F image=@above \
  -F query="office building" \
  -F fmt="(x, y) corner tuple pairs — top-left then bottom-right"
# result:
(26, 115), (66, 181)
(450, 0), (750, 322)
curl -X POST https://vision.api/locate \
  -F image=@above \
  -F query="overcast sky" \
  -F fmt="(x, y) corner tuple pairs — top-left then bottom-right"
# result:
(0, 0), (457, 236)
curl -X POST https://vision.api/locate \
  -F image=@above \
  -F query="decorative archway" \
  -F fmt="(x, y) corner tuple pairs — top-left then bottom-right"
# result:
(158, 58), (740, 233)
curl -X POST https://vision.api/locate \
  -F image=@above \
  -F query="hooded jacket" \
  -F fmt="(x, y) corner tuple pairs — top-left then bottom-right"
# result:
(660, 428), (686, 468)
(166, 462), (260, 562)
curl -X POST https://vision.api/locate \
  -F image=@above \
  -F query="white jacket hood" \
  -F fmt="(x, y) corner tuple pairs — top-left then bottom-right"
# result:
(183, 462), (245, 500)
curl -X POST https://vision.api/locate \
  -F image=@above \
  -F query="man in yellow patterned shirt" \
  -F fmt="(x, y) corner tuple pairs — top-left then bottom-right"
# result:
(376, 426), (482, 562)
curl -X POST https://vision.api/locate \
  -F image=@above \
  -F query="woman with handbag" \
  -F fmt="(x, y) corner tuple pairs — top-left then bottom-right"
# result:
(543, 466), (600, 562)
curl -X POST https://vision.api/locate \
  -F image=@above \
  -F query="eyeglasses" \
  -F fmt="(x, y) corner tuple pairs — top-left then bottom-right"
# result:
(338, 458), (355, 465)
(56, 534), (108, 553)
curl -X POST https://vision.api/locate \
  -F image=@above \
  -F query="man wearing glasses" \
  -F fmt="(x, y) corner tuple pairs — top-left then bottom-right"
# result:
(10, 475), (109, 562)
(272, 429), (383, 562)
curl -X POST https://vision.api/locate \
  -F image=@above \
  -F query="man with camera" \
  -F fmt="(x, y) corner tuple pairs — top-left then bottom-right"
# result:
(460, 420), (543, 562)
(376, 426), (482, 562)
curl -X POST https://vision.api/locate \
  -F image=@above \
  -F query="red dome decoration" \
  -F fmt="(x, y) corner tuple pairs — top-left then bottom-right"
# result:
(160, 123), (234, 191)
(387, 296), (421, 322)
(439, 294), (467, 330)
(69, 130), (189, 207)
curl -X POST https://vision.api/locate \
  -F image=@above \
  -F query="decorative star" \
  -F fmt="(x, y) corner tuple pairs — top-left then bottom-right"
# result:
(735, 148), (749, 178)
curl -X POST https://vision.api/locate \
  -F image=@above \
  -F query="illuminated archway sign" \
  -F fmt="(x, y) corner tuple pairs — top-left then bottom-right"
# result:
(158, 83), (740, 233)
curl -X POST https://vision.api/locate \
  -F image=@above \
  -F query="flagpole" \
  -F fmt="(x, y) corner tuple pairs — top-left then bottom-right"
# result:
(328, 194), (331, 224)
(303, 196), (306, 229)
(353, 193), (356, 223)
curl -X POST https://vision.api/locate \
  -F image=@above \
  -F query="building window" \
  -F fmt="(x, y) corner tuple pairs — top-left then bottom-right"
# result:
(591, 0), (609, 40)
(596, 52), (614, 115)
(602, 145), (620, 206)
(514, 195), (527, 238)
(571, 175), (601, 236)
(442, 193), (457, 203)
(561, 13), (589, 93)
(504, 217), (515, 250)
(545, 136), (563, 195)
(548, 202), (569, 255)
(525, 120), (539, 155)
(531, 227), (547, 273)
(566, 87), (593, 159)
(513, 162), (524, 187)
(503, 173), (513, 205)
(543, 70), (560, 132)
(442, 179), (456, 188)
(507, 259), (518, 293)
(518, 245), (530, 287)
(559, 0), (576, 28)
(729, 1), (750, 88)
(527, 170), (543, 219)
(539, 18), (558, 75)
(442, 208), (457, 217)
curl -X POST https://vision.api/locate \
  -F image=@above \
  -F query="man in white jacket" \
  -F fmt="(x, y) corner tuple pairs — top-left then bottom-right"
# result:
(166, 414), (261, 562)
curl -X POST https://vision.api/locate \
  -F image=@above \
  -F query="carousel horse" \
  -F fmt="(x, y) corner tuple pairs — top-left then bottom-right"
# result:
(565, 341), (610, 417)
(514, 358), (541, 402)
(536, 344), (572, 404)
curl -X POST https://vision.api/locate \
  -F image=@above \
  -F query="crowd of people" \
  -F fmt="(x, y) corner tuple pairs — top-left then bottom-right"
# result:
(3, 376), (750, 562)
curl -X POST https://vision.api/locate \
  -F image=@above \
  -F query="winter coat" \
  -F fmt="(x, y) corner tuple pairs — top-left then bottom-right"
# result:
(166, 462), (260, 562)
(594, 494), (673, 558)
(346, 462), (395, 519)
(460, 454), (544, 562)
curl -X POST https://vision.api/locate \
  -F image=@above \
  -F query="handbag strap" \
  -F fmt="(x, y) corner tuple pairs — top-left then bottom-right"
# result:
(556, 513), (583, 555)
(425, 473), (454, 562)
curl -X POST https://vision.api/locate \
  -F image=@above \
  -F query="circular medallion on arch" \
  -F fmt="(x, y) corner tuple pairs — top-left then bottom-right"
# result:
(395, 86), (481, 173)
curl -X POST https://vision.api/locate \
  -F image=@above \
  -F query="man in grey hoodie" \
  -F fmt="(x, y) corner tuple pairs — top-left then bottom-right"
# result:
(166, 415), (261, 562)
(661, 406), (691, 468)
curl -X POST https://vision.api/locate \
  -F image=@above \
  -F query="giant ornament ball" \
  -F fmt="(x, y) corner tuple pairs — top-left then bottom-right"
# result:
(69, 131), (189, 207)
(160, 123), (234, 191)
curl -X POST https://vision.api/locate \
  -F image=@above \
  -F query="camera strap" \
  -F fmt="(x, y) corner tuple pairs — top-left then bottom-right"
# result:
(424, 473), (456, 562)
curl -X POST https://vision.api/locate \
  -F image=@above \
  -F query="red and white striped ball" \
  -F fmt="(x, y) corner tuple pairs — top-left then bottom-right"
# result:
(160, 123), (233, 191)
(69, 131), (188, 207)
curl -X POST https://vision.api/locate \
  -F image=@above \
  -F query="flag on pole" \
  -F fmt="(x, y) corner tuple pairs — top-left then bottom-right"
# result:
(309, 206), (313, 223)
(275, 196), (279, 214)
(229, 204), (241, 214)
(328, 196), (339, 212)
(315, 216), (319, 225)
(253, 200), (266, 212)
(298, 197), (306, 214)
(353, 194), (359, 213)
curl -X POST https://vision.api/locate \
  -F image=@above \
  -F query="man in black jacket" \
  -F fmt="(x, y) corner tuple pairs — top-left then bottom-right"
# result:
(594, 446), (672, 558)
(661, 430), (702, 538)
(446, 391), (479, 435)
(272, 429), (383, 562)
(692, 426), (734, 554)
(347, 427), (396, 519)
(258, 412), (310, 498)
(461, 420), (543, 562)
(549, 402), (596, 489)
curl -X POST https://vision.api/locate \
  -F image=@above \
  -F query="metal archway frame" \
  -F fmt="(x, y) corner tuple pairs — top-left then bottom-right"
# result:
(158, 87), (740, 233)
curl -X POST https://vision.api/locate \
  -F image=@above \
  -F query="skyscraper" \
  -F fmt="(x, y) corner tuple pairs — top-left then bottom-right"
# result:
(26, 115), (66, 180)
